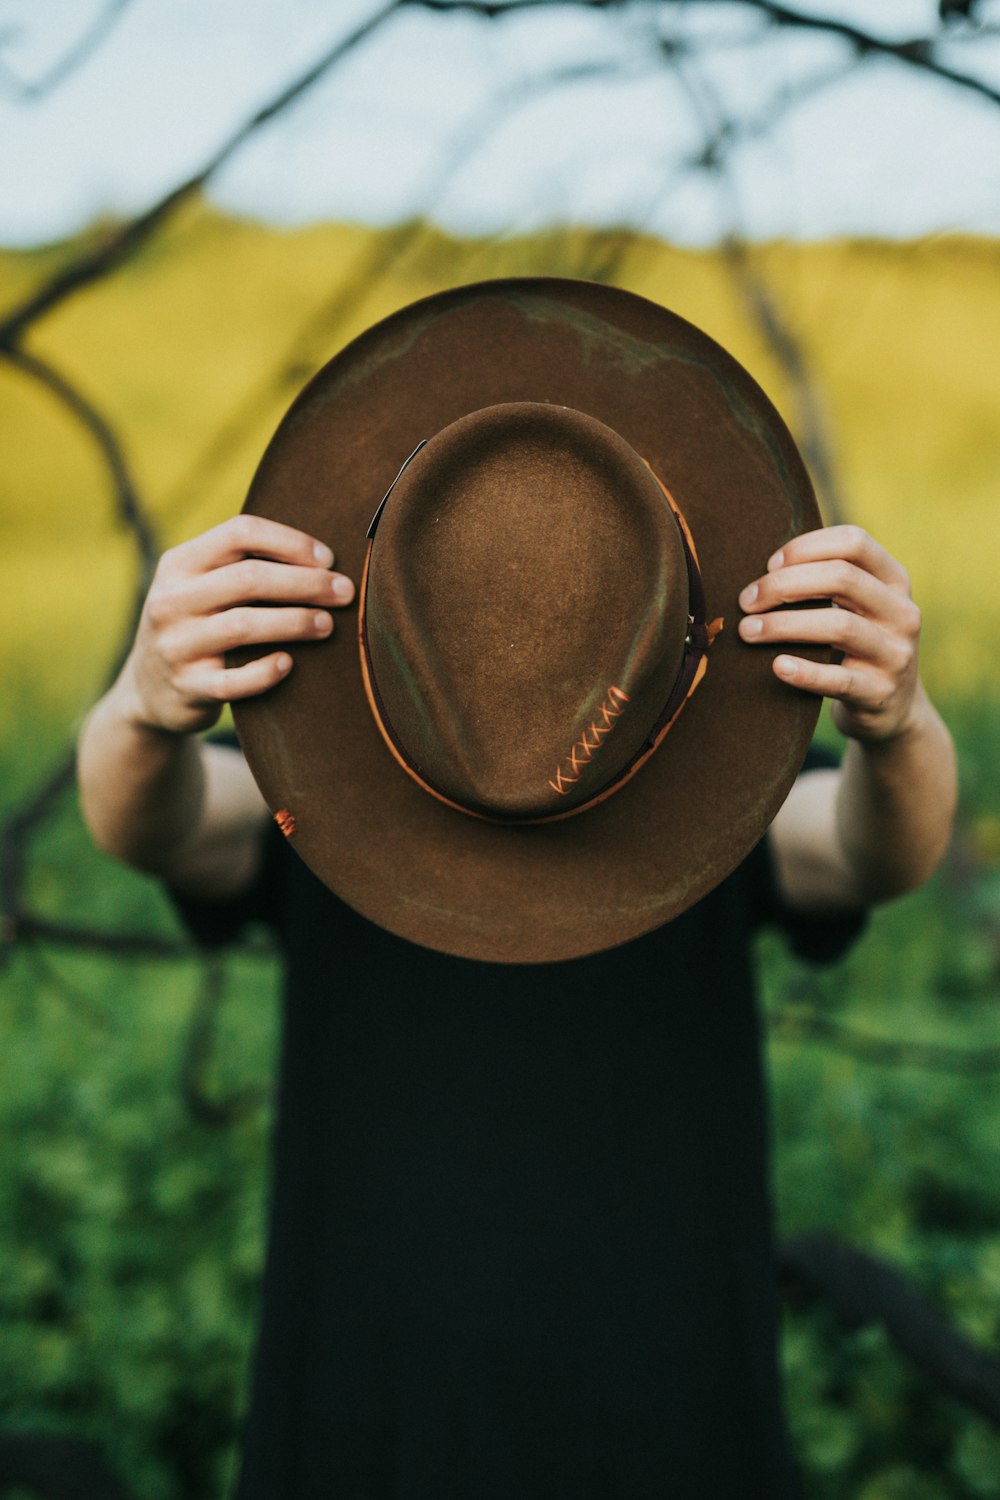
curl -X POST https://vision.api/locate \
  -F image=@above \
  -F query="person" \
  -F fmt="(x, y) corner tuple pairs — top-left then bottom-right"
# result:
(77, 280), (956, 1500)
(77, 514), (955, 1500)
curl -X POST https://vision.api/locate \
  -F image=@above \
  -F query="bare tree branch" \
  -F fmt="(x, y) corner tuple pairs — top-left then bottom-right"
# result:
(158, 55), (628, 521)
(780, 1231), (1000, 1427)
(0, 1), (401, 346)
(406, 0), (1000, 109)
(581, 46), (855, 283)
(740, 0), (1000, 110)
(179, 955), (268, 1127)
(0, 343), (159, 954)
(770, 982), (1000, 1074)
(1, 342), (156, 581)
(0, 0), (134, 102)
(662, 40), (848, 521)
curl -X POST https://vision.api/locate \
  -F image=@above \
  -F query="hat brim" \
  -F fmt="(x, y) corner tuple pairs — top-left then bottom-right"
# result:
(233, 278), (824, 963)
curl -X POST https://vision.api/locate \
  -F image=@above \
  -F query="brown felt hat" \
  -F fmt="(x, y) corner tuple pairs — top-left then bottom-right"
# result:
(233, 277), (823, 963)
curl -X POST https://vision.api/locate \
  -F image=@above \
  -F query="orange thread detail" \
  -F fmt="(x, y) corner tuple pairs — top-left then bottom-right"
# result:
(274, 808), (297, 838)
(580, 726), (600, 755)
(548, 685), (630, 795)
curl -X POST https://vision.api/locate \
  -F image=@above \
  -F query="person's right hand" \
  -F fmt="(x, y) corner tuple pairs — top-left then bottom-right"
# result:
(118, 515), (355, 734)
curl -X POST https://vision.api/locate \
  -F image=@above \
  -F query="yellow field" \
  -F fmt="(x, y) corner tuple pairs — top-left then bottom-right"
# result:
(2, 204), (997, 719)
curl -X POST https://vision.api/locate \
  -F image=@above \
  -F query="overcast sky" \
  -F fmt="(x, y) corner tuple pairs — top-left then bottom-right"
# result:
(1, 0), (999, 246)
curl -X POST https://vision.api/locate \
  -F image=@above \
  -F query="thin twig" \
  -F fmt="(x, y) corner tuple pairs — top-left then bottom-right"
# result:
(0, 0), (134, 102)
(780, 1231), (1000, 1426)
(179, 956), (268, 1127)
(0, 2), (401, 346)
(769, 988), (1000, 1074)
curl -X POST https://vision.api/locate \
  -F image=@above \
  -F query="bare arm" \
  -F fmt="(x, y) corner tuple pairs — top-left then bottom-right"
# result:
(77, 513), (356, 896)
(737, 526), (957, 912)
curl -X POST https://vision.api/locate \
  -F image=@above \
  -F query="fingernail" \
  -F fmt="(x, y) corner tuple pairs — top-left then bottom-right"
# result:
(768, 550), (784, 571)
(276, 654), (292, 673)
(314, 612), (333, 634)
(740, 617), (763, 638)
(331, 574), (355, 603)
(314, 542), (334, 567)
(739, 583), (758, 608)
(775, 655), (797, 679)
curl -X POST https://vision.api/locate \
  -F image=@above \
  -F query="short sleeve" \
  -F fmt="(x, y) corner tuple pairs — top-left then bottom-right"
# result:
(750, 742), (868, 964)
(169, 821), (281, 949)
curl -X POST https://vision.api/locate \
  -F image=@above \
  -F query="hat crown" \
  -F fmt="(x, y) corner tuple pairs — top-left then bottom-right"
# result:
(364, 402), (691, 819)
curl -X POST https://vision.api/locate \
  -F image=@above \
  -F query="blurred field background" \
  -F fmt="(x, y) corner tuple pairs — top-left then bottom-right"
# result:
(4, 213), (999, 711)
(2, 207), (999, 1499)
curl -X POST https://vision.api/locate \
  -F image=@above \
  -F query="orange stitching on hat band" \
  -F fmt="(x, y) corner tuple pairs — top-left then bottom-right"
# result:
(358, 452), (720, 826)
(549, 686), (630, 795)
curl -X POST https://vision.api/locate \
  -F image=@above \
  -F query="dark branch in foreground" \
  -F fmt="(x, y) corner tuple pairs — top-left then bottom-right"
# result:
(742, 0), (1000, 109)
(0, 1), (401, 346)
(179, 956), (269, 1127)
(407, 0), (1000, 110)
(780, 1231), (1000, 1426)
(0, 0), (134, 102)
(770, 994), (1000, 1074)
(1, 343), (157, 579)
(0, 344), (157, 951)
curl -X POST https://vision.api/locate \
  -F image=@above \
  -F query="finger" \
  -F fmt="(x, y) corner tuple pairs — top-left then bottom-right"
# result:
(163, 605), (334, 663)
(738, 605), (891, 665)
(186, 651), (295, 704)
(739, 560), (916, 627)
(766, 526), (911, 594)
(771, 653), (894, 708)
(161, 515), (335, 577)
(183, 559), (355, 614)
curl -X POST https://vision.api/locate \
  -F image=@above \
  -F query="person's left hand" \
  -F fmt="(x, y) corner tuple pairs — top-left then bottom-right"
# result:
(737, 525), (924, 744)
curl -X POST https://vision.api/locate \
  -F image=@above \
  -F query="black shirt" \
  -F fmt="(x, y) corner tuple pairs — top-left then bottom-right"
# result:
(177, 752), (863, 1500)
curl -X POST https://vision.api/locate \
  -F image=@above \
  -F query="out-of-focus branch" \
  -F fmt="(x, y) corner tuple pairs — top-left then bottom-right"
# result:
(409, 0), (1000, 110)
(406, 0), (621, 12)
(179, 956), (268, 1127)
(0, 343), (157, 953)
(0, 3), (402, 962)
(160, 57), (626, 522)
(0, 0), (134, 102)
(581, 47), (854, 283)
(722, 236), (846, 524)
(661, 39), (847, 522)
(780, 1231), (1000, 1426)
(2, 343), (157, 587)
(769, 974), (1000, 1074)
(0, 1), (401, 346)
(740, 0), (1000, 109)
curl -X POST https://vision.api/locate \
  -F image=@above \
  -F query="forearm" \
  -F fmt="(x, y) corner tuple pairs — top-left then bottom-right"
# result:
(77, 514), (352, 895)
(835, 682), (957, 903)
(77, 668), (208, 874)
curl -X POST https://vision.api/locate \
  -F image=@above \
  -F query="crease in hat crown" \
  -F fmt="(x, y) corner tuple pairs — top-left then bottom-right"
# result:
(359, 401), (705, 823)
